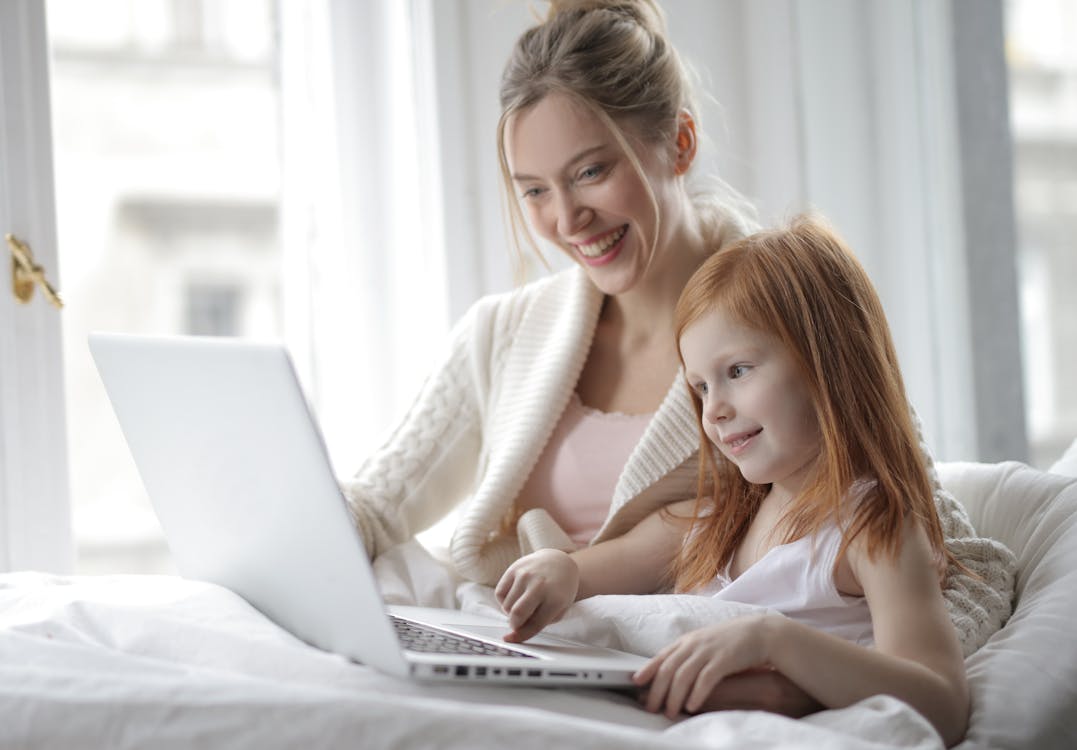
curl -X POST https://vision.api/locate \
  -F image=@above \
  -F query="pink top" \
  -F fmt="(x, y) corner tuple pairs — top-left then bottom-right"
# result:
(517, 392), (654, 546)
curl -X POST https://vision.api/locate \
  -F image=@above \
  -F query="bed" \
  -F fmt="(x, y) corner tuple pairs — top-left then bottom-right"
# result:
(1, 452), (1074, 749)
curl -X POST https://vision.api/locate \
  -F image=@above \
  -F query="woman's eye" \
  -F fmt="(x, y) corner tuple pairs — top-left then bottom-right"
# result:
(520, 186), (544, 200)
(579, 164), (604, 181)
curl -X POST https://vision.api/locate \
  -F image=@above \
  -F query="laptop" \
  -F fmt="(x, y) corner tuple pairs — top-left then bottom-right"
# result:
(89, 332), (647, 686)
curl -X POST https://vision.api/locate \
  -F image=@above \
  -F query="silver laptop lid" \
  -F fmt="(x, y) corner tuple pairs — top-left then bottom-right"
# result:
(88, 332), (409, 677)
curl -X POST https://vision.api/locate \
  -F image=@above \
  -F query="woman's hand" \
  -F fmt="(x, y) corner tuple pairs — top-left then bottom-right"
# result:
(633, 614), (781, 718)
(494, 549), (580, 643)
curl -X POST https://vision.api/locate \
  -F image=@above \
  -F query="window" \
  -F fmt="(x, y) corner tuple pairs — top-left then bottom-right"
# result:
(1005, 0), (1077, 468)
(185, 283), (242, 336)
(47, 0), (282, 573)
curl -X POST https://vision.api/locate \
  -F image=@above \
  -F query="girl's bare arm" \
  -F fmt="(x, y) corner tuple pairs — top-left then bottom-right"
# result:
(496, 499), (695, 641)
(635, 517), (969, 746)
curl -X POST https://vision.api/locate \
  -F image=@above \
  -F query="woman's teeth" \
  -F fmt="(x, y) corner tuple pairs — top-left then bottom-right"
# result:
(577, 226), (626, 258)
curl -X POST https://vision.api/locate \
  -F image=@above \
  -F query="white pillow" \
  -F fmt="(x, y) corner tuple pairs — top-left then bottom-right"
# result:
(937, 461), (1077, 750)
(1049, 437), (1077, 477)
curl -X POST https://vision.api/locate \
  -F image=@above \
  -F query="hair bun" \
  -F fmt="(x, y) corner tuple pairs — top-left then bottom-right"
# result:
(542, 0), (667, 36)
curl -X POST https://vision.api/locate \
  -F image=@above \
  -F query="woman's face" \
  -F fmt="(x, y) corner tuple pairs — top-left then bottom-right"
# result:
(505, 93), (684, 296)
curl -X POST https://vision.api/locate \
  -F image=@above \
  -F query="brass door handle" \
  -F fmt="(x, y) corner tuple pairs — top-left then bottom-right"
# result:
(6, 233), (63, 309)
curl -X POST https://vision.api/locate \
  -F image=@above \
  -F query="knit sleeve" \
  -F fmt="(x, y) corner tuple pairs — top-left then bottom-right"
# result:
(340, 302), (489, 560)
(913, 410), (1018, 656)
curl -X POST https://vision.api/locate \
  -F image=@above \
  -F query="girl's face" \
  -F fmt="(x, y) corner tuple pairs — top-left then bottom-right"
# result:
(680, 307), (822, 499)
(504, 92), (684, 296)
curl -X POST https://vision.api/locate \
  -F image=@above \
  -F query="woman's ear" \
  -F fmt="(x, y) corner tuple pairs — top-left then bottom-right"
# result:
(673, 110), (697, 176)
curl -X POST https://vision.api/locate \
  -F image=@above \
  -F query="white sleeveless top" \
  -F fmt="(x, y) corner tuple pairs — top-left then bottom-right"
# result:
(517, 392), (654, 546)
(695, 523), (875, 646)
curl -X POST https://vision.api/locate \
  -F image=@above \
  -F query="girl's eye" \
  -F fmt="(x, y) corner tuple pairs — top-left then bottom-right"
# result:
(729, 364), (750, 379)
(695, 382), (708, 396)
(520, 186), (544, 200)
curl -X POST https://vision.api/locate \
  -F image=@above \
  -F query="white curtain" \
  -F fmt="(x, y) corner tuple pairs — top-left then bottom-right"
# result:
(277, 0), (451, 477)
(276, 0), (1023, 469)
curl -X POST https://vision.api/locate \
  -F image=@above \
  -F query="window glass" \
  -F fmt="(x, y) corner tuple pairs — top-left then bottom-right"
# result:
(1005, 0), (1077, 468)
(47, 0), (282, 572)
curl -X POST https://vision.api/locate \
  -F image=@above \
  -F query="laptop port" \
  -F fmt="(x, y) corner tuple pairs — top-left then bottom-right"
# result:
(475, 667), (487, 677)
(455, 666), (468, 677)
(507, 669), (522, 677)
(527, 669), (541, 677)
(433, 665), (449, 674)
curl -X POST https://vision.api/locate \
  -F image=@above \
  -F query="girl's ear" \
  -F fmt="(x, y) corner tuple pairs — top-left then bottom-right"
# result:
(673, 109), (698, 176)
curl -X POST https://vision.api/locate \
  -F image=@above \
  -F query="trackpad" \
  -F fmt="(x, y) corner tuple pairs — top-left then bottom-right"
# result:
(452, 624), (590, 650)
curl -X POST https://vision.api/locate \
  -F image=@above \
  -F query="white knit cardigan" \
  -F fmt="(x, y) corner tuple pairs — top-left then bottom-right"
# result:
(342, 266), (1015, 655)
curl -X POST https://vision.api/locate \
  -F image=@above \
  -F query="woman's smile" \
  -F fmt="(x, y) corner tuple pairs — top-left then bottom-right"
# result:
(506, 92), (689, 296)
(574, 225), (629, 265)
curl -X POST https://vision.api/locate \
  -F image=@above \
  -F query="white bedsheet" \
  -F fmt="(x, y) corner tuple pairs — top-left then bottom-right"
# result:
(0, 567), (941, 750)
(4, 458), (1074, 749)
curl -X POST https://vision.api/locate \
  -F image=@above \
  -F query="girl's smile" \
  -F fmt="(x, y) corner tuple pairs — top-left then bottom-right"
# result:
(721, 427), (763, 456)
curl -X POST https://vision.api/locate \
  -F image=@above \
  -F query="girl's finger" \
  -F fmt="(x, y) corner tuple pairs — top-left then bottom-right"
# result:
(493, 567), (516, 602)
(663, 651), (708, 718)
(501, 572), (536, 615)
(645, 646), (689, 714)
(507, 588), (542, 630)
(685, 661), (726, 714)
(633, 641), (679, 685)
(510, 599), (563, 643)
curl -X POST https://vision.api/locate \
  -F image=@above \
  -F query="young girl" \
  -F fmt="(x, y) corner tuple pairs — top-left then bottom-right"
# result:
(495, 215), (970, 746)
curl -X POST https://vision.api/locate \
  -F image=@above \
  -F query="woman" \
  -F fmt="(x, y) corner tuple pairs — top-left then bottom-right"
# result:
(343, 0), (1013, 716)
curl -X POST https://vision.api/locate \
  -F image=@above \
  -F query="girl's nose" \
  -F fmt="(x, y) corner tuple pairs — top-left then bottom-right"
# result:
(704, 395), (731, 424)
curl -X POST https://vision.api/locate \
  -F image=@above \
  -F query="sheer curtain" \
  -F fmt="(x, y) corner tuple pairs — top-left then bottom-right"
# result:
(277, 0), (451, 477)
(275, 0), (1025, 475)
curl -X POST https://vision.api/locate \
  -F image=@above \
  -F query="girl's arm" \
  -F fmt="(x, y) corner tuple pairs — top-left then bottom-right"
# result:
(495, 499), (695, 642)
(636, 517), (969, 747)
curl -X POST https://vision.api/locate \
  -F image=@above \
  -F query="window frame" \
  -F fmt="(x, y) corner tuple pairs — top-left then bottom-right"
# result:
(0, 0), (73, 573)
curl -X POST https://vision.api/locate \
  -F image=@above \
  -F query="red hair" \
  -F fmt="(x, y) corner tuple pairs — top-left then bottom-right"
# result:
(672, 215), (952, 591)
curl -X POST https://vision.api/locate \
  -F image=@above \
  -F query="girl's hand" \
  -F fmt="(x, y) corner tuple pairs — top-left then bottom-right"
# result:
(633, 614), (781, 718)
(494, 549), (580, 642)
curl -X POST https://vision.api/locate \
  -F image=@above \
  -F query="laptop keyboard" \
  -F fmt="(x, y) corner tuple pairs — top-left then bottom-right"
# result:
(390, 615), (535, 658)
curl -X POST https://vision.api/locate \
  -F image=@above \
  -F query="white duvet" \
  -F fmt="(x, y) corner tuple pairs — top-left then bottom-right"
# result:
(1, 458), (1074, 749)
(0, 569), (941, 750)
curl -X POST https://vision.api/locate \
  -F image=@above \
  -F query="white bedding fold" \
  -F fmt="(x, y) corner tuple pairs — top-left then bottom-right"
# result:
(0, 550), (945, 749)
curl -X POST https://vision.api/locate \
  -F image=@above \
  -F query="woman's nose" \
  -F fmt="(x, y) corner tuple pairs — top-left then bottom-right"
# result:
(555, 191), (591, 238)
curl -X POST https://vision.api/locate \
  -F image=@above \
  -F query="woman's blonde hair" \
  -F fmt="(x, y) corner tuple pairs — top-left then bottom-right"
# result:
(671, 215), (955, 591)
(497, 0), (755, 278)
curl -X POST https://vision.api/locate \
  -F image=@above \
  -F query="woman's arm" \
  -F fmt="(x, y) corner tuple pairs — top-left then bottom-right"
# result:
(340, 299), (495, 559)
(495, 499), (695, 642)
(635, 518), (969, 746)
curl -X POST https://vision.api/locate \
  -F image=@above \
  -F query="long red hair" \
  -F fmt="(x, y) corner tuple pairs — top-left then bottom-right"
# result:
(672, 215), (951, 591)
